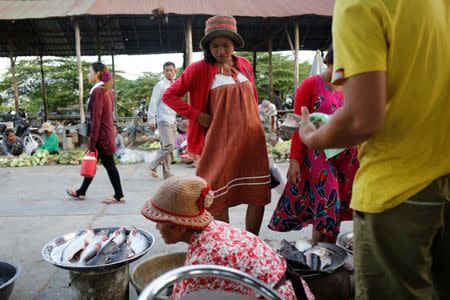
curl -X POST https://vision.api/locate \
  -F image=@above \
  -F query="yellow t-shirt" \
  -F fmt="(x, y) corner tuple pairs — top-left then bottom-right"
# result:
(332, 0), (450, 213)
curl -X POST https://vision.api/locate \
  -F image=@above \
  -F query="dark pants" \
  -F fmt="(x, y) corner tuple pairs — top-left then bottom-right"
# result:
(354, 174), (450, 300)
(77, 148), (124, 200)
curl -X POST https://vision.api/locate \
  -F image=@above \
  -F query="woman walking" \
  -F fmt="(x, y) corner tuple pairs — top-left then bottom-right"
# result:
(67, 62), (125, 204)
(163, 16), (270, 235)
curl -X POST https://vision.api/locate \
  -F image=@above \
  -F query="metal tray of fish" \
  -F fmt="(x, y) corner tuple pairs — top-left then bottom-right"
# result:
(300, 242), (348, 276)
(277, 240), (348, 277)
(42, 226), (154, 271)
(337, 232), (353, 255)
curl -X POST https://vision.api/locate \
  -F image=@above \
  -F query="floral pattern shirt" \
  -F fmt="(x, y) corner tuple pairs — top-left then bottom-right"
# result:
(172, 220), (298, 299)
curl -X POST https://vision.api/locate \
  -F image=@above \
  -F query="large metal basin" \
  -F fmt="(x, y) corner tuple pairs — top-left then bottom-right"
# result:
(0, 260), (21, 300)
(42, 226), (154, 272)
(131, 252), (186, 295)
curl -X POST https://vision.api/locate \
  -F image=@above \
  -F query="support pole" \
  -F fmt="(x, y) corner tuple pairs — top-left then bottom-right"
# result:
(294, 21), (300, 91)
(184, 17), (193, 103)
(39, 56), (48, 121)
(268, 34), (273, 102)
(185, 17), (193, 67)
(252, 51), (257, 77)
(9, 55), (20, 112)
(75, 23), (85, 123)
(112, 54), (117, 119)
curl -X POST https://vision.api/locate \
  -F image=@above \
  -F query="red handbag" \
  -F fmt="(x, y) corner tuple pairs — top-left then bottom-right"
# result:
(80, 149), (98, 177)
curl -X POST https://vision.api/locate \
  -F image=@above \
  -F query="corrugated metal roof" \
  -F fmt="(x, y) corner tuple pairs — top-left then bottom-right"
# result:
(0, 0), (334, 20)
(0, 1), (334, 56)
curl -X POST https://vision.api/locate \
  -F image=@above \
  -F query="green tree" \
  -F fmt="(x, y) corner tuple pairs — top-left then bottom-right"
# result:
(238, 52), (311, 101)
(0, 58), (92, 113)
(115, 72), (161, 116)
(0, 57), (163, 117)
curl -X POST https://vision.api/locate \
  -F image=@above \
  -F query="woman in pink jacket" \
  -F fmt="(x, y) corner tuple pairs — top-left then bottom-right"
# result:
(163, 16), (270, 235)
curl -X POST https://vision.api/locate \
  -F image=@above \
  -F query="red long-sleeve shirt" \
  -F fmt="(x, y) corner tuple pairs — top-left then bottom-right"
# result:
(162, 56), (257, 155)
(289, 76), (316, 162)
(89, 87), (116, 156)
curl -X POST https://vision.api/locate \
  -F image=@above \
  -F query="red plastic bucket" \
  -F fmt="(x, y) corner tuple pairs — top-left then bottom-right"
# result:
(80, 150), (98, 178)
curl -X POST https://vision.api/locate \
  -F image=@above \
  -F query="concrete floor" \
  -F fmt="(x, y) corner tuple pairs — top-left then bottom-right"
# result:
(1, 162), (352, 300)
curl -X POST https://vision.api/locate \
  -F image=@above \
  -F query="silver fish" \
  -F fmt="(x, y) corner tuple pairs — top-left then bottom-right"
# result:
(78, 230), (110, 264)
(127, 227), (148, 255)
(60, 229), (95, 262)
(110, 228), (126, 247)
(87, 240), (134, 266)
(106, 243), (134, 264)
(86, 240), (120, 266)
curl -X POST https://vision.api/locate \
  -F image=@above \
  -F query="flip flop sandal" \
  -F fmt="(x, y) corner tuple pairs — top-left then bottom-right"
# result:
(102, 197), (126, 205)
(148, 169), (159, 179)
(66, 189), (85, 200)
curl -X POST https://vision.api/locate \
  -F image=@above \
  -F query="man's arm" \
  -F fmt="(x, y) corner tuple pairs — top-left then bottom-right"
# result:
(148, 83), (162, 127)
(2, 140), (11, 156)
(300, 71), (386, 149)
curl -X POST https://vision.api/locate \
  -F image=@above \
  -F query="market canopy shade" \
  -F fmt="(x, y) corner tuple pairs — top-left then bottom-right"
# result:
(0, 0), (334, 57)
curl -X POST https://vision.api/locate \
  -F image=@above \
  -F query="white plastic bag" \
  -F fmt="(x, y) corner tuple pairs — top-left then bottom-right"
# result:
(268, 156), (286, 195)
(25, 139), (38, 155)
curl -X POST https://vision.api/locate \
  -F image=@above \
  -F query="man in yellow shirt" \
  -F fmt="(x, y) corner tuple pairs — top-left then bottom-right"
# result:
(299, 0), (450, 299)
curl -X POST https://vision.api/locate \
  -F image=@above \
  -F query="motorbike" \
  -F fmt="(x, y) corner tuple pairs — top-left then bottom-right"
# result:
(276, 112), (294, 141)
(0, 109), (44, 151)
(122, 100), (156, 147)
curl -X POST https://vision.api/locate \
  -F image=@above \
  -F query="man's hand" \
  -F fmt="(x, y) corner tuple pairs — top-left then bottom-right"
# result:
(299, 106), (318, 148)
(149, 123), (156, 131)
(197, 113), (213, 129)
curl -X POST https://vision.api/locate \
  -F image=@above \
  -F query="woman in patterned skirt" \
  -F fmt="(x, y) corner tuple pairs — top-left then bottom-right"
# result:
(163, 16), (270, 235)
(269, 47), (359, 243)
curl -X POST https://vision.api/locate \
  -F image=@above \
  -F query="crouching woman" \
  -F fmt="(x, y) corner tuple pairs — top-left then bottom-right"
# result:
(141, 176), (314, 300)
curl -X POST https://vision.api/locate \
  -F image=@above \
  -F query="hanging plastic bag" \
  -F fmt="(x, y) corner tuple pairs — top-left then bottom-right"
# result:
(269, 156), (286, 195)
(25, 139), (38, 155)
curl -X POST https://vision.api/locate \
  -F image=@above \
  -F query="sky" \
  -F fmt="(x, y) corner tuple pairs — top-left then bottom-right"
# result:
(0, 51), (316, 80)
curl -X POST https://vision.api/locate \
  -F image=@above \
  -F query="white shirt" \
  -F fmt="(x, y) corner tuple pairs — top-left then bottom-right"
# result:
(147, 77), (176, 124)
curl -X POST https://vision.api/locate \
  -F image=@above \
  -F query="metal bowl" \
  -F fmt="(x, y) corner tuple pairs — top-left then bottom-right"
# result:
(42, 226), (154, 272)
(131, 252), (186, 296)
(337, 232), (353, 255)
(0, 260), (21, 300)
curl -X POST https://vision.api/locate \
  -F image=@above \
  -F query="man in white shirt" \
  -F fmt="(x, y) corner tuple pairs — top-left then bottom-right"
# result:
(148, 62), (177, 179)
(259, 100), (277, 146)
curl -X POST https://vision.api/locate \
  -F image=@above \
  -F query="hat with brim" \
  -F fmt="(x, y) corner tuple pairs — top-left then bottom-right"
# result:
(200, 15), (244, 50)
(39, 122), (55, 133)
(141, 176), (214, 229)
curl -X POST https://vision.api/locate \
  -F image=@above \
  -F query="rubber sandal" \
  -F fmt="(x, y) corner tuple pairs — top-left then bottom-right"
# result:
(102, 197), (125, 205)
(149, 169), (159, 179)
(66, 189), (85, 200)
